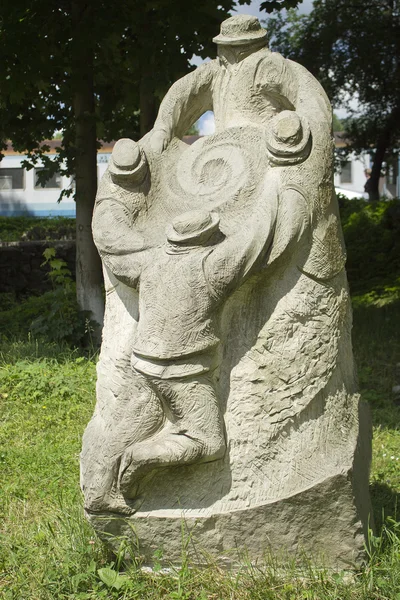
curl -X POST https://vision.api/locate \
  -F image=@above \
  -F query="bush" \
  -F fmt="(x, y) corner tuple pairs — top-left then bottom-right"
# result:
(0, 247), (92, 347)
(0, 288), (90, 346)
(338, 196), (400, 297)
(0, 215), (75, 241)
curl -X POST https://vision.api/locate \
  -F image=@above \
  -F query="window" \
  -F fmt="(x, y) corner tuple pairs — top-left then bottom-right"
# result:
(388, 163), (398, 185)
(340, 160), (352, 184)
(0, 168), (25, 190)
(35, 167), (62, 189)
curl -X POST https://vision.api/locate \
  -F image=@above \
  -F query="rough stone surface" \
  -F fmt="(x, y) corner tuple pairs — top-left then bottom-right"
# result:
(81, 15), (372, 568)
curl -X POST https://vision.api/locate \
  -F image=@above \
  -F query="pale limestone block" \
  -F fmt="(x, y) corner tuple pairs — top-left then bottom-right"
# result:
(81, 14), (372, 568)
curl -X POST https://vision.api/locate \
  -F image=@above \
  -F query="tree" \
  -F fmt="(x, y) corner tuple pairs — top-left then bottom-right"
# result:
(0, 0), (251, 331)
(261, 0), (303, 12)
(332, 113), (344, 132)
(265, 0), (400, 200)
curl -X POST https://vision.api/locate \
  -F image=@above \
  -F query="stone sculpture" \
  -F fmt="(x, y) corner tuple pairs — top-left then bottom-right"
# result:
(81, 15), (372, 568)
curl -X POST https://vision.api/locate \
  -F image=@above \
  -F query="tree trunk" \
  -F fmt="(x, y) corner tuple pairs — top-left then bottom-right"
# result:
(72, 2), (104, 338)
(369, 133), (389, 201)
(369, 107), (400, 201)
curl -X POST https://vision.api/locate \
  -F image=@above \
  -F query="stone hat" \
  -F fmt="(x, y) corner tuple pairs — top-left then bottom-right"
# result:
(266, 111), (311, 165)
(109, 138), (147, 180)
(213, 15), (267, 46)
(166, 210), (220, 244)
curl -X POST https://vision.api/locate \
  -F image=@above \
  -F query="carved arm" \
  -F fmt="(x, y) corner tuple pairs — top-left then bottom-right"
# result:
(92, 197), (153, 289)
(152, 61), (215, 148)
(204, 173), (279, 297)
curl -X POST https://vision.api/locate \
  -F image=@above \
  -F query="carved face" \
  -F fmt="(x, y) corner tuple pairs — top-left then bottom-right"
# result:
(217, 39), (266, 65)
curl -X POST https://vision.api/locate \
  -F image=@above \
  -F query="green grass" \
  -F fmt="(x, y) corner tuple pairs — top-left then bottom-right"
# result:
(1, 296), (400, 599)
(0, 351), (95, 508)
(353, 297), (400, 533)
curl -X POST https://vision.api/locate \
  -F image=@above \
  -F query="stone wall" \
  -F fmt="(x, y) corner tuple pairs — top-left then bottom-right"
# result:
(0, 241), (76, 296)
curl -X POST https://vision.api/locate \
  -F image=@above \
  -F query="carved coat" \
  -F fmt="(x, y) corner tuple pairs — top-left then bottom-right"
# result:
(153, 47), (329, 141)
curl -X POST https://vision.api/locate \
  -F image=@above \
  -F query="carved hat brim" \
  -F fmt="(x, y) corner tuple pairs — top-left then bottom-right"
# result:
(108, 150), (148, 179)
(265, 113), (311, 158)
(166, 212), (220, 244)
(212, 29), (267, 46)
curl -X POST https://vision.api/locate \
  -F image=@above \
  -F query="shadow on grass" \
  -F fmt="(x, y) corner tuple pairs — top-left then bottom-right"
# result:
(352, 297), (400, 428)
(370, 480), (400, 533)
(353, 296), (400, 535)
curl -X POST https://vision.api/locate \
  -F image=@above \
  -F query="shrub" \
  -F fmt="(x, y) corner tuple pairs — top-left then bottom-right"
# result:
(0, 215), (75, 241)
(0, 247), (92, 347)
(0, 288), (90, 346)
(338, 196), (400, 297)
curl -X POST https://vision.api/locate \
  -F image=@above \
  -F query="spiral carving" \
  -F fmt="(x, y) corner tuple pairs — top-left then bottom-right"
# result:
(167, 127), (266, 212)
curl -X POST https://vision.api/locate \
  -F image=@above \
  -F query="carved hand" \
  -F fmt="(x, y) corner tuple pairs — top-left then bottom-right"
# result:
(150, 128), (171, 154)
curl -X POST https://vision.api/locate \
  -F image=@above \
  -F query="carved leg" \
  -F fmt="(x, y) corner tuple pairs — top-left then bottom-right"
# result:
(81, 374), (165, 515)
(81, 449), (147, 516)
(118, 373), (226, 498)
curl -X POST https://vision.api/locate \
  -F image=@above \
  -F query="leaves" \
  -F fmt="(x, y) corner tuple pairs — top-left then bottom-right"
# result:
(97, 567), (129, 590)
(0, 215), (75, 242)
(266, 0), (400, 198)
(260, 0), (303, 13)
(0, 0), (250, 161)
(43, 247), (56, 261)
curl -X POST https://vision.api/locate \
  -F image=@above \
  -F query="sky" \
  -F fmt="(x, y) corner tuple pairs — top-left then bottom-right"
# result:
(194, 0), (346, 135)
(234, 0), (314, 18)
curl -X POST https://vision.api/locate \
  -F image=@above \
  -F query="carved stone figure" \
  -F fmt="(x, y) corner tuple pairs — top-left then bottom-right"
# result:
(81, 15), (372, 567)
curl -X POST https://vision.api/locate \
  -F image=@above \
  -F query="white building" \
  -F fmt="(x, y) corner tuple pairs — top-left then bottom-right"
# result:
(333, 133), (400, 199)
(0, 140), (113, 217)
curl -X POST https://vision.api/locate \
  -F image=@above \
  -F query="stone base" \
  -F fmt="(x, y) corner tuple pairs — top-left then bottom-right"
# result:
(86, 469), (369, 570)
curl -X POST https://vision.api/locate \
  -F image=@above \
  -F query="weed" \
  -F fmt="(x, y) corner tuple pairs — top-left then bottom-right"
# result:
(0, 247), (94, 347)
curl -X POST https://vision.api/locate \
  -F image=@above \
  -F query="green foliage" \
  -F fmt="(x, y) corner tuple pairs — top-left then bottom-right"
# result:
(339, 196), (400, 297)
(0, 289), (87, 346)
(0, 215), (75, 242)
(332, 112), (344, 132)
(267, 1), (400, 111)
(261, 0), (303, 13)
(266, 1), (400, 199)
(42, 246), (73, 290)
(0, 247), (92, 347)
(0, 0), (250, 164)
(184, 122), (200, 136)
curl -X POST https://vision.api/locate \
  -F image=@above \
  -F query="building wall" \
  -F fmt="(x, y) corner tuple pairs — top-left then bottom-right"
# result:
(0, 152), (111, 217)
(333, 151), (399, 200)
(334, 152), (370, 198)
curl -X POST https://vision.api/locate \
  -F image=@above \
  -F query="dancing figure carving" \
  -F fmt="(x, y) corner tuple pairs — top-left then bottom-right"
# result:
(81, 15), (371, 568)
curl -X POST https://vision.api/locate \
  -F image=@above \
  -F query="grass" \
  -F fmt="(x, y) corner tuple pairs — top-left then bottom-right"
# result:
(0, 296), (400, 599)
(353, 296), (400, 534)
